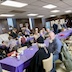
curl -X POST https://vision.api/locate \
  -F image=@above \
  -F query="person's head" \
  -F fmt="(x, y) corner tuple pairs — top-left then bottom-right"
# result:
(37, 36), (45, 47)
(8, 36), (13, 40)
(49, 31), (55, 40)
(42, 27), (46, 32)
(35, 27), (38, 30)
(35, 27), (39, 34)
(2, 41), (4, 44)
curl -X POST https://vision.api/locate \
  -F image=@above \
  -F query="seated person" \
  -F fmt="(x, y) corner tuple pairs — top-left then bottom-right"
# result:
(42, 27), (46, 35)
(40, 30), (44, 38)
(48, 31), (62, 61)
(1, 41), (9, 54)
(48, 31), (62, 72)
(7, 36), (18, 52)
(40, 27), (47, 39)
(11, 28), (18, 38)
(21, 35), (26, 47)
(26, 36), (50, 72)
(25, 26), (31, 36)
(24, 31), (29, 37)
(34, 27), (40, 41)
(44, 28), (50, 38)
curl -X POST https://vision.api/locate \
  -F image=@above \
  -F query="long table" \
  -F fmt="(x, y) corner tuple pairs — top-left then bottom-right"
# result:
(0, 29), (72, 72)
(56, 29), (72, 39)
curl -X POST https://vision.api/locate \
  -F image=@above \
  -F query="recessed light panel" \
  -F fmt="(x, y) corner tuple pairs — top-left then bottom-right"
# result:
(37, 15), (44, 18)
(1, 0), (28, 8)
(0, 14), (15, 17)
(27, 14), (38, 16)
(43, 4), (57, 9)
(51, 10), (60, 13)
(50, 15), (56, 17)
(65, 10), (72, 13)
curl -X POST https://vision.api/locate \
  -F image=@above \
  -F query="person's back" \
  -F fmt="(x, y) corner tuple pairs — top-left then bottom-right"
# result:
(53, 24), (58, 34)
(8, 37), (17, 51)
(21, 36), (26, 44)
(26, 36), (50, 72)
(26, 47), (50, 72)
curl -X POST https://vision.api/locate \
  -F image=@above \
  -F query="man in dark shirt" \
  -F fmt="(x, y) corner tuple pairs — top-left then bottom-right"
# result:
(53, 24), (58, 34)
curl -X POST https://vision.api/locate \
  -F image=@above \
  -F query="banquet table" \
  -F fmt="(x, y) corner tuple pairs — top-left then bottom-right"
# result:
(0, 29), (72, 72)
(0, 45), (39, 72)
(56, 29), (72, 39)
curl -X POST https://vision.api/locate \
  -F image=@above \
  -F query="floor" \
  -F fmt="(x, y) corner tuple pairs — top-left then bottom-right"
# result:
(56, 60), (66, 72)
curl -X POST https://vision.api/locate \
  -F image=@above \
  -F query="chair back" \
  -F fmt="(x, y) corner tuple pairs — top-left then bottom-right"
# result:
(42, 53), (53, 72)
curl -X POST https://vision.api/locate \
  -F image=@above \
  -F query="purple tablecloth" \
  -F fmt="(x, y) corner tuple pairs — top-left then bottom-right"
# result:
(56, 29), (72, 39)
(0, 53), (28, 72)
(0, 29), (72, 72)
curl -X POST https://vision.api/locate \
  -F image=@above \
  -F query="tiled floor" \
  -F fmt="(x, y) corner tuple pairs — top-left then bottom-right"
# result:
(56, 61), (66, 72)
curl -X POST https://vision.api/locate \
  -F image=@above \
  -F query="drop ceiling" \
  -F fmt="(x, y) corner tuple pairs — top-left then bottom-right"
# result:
(0, 0), (72, 18)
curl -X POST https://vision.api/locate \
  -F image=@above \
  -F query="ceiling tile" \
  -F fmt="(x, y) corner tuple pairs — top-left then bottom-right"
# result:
(15, 0), (37, 4)
(31, 1), (48, 6)
(41, 0), (59, 3)
(54, 1), (70, 8)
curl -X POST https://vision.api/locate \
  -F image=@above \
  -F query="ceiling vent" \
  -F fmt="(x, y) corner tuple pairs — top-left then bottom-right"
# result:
(10, 10), (26, 13)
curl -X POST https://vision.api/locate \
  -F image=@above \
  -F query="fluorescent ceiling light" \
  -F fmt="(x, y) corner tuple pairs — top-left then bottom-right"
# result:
(1, 0), (28, 8)
(50, 15), (56, 17)
(0, 14), (15, 17)
(43, 4), (57, 9)
(27, 14), (38, 16)
(37, 15), (44, 18)
(51, 10), (60, 13)
(65, 10), (72, 13)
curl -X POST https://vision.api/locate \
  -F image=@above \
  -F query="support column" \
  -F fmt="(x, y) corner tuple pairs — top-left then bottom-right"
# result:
(42, 18), (46, 27)
(29, 17), (35, 30)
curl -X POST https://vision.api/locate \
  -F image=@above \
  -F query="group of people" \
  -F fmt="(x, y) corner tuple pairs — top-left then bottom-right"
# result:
(53, 20), (68, 34)
(26, 31), (62, 72)
(0, 25), (72, 72)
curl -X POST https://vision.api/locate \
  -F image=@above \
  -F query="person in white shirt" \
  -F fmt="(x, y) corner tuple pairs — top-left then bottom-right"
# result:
(8, 36), (17, 52)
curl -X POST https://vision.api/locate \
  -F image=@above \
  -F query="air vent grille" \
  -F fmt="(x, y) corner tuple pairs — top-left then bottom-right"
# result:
(10, 10), (26, 13)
